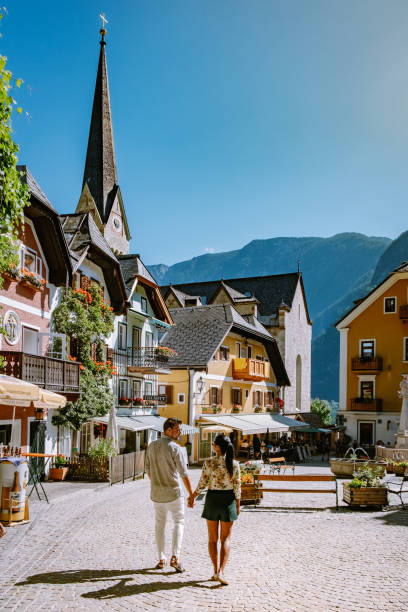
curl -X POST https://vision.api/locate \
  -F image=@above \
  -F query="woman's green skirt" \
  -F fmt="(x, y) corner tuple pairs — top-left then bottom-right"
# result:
(202, 489), (238, 522)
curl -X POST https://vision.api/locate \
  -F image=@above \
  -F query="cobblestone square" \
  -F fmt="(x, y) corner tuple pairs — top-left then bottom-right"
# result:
(1, 466), (408, 611)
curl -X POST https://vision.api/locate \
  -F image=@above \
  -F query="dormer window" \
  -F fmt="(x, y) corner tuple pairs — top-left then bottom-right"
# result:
(384, 297), (396, 313)
(141, 297), (147, 313)
(185, 299), (197, 307)
(20, 246), (43, 279)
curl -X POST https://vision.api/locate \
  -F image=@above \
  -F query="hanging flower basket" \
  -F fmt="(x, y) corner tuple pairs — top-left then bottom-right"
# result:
(155, 346), (177, 361)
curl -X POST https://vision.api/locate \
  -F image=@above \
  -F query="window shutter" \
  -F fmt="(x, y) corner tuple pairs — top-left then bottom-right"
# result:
(259, 391), (264, 406)
(264, 392), (269, 406)
(238, 389), (242, 405)
(69, 336), (78, 359)
(231, 388), (235, 403)
(81, 274), (89, 291)
(253, 392), (257, 406)
(106, 347), (114, 362)
(218, 388), (223, 405)
(90, 342), (97, 360)
(165, 385), (173, 404)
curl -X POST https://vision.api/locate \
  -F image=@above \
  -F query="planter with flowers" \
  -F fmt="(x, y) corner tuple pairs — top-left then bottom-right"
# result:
(240, 467), (263, 505)
(132, 397), (145, 407)
(155, 346), (177, 362)
(232, 405), (241, 413)
(49, 456), (69, 481)
(2, 264), (20, 283)
(393, 461), (408, 476)
(254, 405), (263, 413)
(211, 404), (221, 414)
(118, 397), (130, 407)
(20, 268), (46, 291)
(343, 464), (387, 508)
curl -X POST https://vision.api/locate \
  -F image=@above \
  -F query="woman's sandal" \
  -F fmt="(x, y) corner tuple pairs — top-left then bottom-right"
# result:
(217, 572), (229, 585)
(170, 556), (185, 573)
(155, 560), (166, 569)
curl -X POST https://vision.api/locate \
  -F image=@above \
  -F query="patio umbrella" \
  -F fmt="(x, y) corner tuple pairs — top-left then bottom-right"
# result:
(106, 404), (119, 453)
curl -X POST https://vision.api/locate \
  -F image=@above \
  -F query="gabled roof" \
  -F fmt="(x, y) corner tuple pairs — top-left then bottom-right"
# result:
(60, 212), (126, 311)
(17, 165), (72, 286)
(167, 286), (201, 307)
(17, 165), (55, 211)
(161, 272), (310, 323)
(118, 254), (173, 325)
(213, 281), (259, 304)
(160, 304), (290, 385)
(336, 262), (408, 328)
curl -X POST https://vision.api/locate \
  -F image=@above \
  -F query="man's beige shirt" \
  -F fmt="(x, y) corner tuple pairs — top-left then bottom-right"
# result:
(145, 435), (188, 503)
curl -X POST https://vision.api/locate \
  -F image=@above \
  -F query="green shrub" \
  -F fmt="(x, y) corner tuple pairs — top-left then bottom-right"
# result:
(88, 437), (117, 458)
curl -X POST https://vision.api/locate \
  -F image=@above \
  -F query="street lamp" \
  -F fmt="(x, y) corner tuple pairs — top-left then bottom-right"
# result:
(34, 406), (44, 421)
(197, 376), (204, 394)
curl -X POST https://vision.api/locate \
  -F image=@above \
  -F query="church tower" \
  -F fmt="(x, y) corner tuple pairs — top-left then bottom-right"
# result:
(76, 22), (131, 255)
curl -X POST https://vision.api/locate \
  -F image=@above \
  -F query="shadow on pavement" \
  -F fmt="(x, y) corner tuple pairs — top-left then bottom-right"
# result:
(16, 568), (222, 598)
(374, 509), (408, 526)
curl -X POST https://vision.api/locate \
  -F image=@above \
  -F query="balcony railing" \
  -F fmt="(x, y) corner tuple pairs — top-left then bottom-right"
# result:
(351, 357), (383, 371)
(400, 305), (408, 319)
(232, 358), (269, 381)
(0, 351), (80, 393)
(350, 398), (382, 411)
(113, 347), (172, 374)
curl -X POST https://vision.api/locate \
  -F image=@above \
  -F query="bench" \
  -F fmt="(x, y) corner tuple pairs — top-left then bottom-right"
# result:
(386, 475), (408, 509)
(254, 474), (339, 509)
(263, 456), (295, 475)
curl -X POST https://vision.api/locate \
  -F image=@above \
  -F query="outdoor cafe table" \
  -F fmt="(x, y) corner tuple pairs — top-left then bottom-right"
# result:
(21, 453), (56, 503)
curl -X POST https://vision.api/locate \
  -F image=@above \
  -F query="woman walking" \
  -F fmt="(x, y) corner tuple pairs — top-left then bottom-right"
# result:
(188, 434), (241, 585)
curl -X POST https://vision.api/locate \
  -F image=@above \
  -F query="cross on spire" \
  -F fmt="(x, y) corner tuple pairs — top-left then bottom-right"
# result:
(99, 13), (108, 41)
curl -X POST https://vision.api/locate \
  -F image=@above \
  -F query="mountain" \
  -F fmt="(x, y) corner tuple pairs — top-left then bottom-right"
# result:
(148, 233), (392, 401)
(372, 231), (408, 287)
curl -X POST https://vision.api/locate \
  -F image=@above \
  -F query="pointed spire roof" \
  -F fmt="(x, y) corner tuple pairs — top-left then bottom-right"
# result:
(82, 29), (117, 223)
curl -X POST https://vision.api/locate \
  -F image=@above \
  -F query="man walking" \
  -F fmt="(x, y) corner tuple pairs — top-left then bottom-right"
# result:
(145, 417), (193, 572)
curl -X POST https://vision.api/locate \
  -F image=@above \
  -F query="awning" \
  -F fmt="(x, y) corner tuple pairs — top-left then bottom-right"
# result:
(201, 424), (233, 434)
(93, 415), (149, 432)
(200, 413), (309, 434)
(94, 414), (198, 435)
(297, 426), (331, 433)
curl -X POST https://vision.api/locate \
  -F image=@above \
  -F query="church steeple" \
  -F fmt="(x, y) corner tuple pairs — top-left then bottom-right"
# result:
(76, 20), (130, 255)
(82, 26), (117, 222)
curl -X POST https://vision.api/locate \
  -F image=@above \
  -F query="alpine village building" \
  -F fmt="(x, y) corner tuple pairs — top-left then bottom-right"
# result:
(1, 26), (311, 462)
(336, 262), (408, 447)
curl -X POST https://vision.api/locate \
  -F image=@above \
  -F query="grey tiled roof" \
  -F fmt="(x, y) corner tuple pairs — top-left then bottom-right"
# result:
(118, 254), (158, 297)
(161, 273), (301, 318)
(17, 165), (55, 211)
(60, 213), (118, 263)
(159, 304), (289, 388)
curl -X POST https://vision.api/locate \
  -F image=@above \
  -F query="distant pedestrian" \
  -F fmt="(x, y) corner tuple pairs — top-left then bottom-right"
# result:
(145, 417), (194, 572)
(253, 434), (261, 458)
(188, 434), (241, 585)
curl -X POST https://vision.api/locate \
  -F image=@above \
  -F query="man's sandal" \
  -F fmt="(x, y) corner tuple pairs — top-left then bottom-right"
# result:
(170, 556), (185, 573)
(155, 560), (166, 569)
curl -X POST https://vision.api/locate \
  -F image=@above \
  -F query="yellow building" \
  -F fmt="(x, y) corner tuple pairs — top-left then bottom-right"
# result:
(158, 303), (292, 461)
(336, 263), (408, 447)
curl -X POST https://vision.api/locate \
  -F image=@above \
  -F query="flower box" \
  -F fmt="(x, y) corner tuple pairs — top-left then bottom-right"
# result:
(393, 463), (408, 477)
(240, 483), (263, 505)
(20, 278), (42, 292)
(49, 467), (69, 481)
(2, 271), (19, 283)
(343, 483), (387, 508)
(330, 459), (386, 478)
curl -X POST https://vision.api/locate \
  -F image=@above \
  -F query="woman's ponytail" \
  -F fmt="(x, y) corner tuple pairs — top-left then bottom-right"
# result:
(214, 434), (235, 477)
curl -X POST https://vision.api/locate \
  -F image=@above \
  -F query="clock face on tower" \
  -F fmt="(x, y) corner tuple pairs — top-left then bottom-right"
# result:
(113, 217), (122, 232)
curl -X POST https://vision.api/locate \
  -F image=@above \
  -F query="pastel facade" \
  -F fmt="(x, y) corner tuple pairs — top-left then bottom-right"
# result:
(162, 273), (312, 415)
(336, 264), (408, 446)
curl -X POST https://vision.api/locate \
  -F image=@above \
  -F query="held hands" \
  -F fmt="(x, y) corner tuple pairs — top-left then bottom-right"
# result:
(187, 493), (196, 508)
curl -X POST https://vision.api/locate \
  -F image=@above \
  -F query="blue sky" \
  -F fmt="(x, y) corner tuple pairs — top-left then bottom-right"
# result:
(2, 1), (408, 265)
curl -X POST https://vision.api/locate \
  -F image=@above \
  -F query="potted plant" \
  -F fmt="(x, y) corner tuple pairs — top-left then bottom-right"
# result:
(343, 464), (387, 508)
(211, 404), (221, 414)
(254, 405), (262, 413)
(19, 268), (46, 290)
(118, 397), (129, 406)
(240, 468), (263, 505)
(2, 264), (20, 283)
(393, 461), (408, 476)
(155, 346), (177, 361)
(49, 456), (69, 481)
(386, 459), (395, 474)
(232, 404), (241, 413)
(132, 397), (144, 406)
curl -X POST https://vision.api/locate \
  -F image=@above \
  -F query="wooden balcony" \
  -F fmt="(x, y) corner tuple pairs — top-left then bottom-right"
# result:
(400, 305), (408, 319)
(351, 357), (383, 371)
(232, 358), (269, 381)
(0, 351), (80, 393)
(350, 398), (382, 412)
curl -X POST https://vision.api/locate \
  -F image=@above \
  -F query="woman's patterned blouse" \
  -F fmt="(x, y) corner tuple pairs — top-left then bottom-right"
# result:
(196, 455), (241, 500)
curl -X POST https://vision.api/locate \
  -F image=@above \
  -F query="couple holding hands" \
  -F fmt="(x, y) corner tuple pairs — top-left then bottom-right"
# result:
(145, 418), (241, 585)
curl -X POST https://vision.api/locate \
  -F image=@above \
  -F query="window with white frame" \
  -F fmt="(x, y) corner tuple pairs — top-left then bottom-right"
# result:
(384, 297), (396, 313)
(20, 245), (43, 279)
(141, 296), (148, 313)
(219, 346), (229, 361)
(404, 338), (408, 362)
(132, 379), (141, 399)
(144, 381), (153, 398)
(118, 323), (127, 350)
(118, 379), (128, 400)
(177, 393), (185, 404)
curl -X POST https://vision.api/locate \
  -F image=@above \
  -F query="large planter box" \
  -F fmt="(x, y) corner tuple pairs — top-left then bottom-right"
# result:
(393, 464), (408, 477)
(343, 483), (387, 508)
(330, 459), (386, 478)
(49, 467), (69, 481)
(241, 483), (263, 505)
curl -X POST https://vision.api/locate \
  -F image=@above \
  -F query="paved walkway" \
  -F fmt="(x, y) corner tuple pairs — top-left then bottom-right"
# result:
(1, 464), (408, 611)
